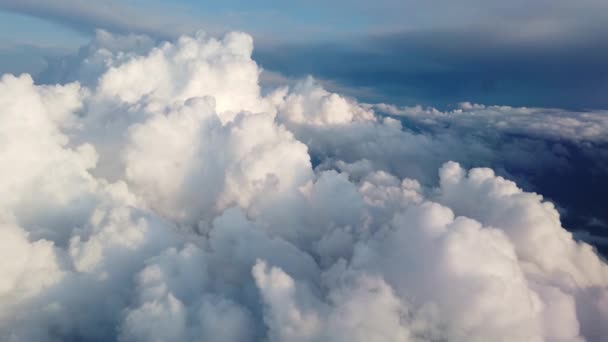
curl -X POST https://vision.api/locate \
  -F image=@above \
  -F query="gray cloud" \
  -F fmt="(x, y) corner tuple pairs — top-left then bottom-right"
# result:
(0, 0), (203, 38)
(255, 24), (608, 109)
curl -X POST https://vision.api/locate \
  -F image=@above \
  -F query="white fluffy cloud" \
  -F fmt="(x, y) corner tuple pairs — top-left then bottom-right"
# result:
(376, 102), (608, 144)
(1, 30), (607, 342)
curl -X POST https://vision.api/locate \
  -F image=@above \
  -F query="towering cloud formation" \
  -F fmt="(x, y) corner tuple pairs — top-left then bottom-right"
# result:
(1, 30), (608, 341)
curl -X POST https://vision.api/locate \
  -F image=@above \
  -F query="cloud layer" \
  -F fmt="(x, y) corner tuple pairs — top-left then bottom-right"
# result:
(1, 30), (608, 341)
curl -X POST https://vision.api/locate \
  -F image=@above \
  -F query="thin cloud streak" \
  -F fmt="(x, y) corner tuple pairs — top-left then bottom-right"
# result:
(0, 0), (204, 38)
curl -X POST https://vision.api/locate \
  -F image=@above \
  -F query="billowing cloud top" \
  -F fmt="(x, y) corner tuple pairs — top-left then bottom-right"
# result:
(1, 30), (608, 342)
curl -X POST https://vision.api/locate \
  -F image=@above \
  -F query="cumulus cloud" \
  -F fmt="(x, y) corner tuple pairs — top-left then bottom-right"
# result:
(1, 30), (607, 342)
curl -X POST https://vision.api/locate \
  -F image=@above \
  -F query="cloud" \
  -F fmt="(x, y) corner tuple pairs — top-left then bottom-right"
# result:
(0, 30), (607, 342)
(375, 102), (608, 144)
(0, 0), (201, 38)
(254, 25), (608, 109)
(3, 0), (608, 110)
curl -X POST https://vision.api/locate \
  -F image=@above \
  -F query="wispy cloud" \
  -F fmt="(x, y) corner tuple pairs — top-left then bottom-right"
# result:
(0, 0), (204, 38)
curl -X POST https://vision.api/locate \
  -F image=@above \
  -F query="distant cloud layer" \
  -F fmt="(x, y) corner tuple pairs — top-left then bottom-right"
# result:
(1, 30), (608, 341)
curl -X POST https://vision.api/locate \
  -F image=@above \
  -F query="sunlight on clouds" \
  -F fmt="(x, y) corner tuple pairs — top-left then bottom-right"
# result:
(0, 30), (607, 342)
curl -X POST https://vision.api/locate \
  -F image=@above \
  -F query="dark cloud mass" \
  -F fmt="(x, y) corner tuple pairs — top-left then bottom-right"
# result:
(1, 27), (608, 342)
(255, 26), (608, 109)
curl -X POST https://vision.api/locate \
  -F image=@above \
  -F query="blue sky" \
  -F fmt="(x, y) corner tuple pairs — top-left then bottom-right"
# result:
(1, 0), (607, 109)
